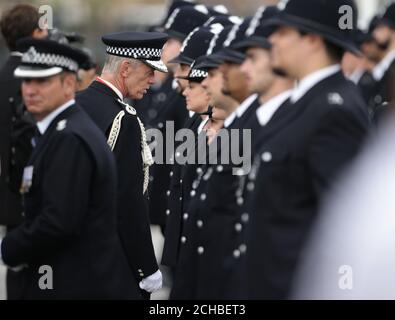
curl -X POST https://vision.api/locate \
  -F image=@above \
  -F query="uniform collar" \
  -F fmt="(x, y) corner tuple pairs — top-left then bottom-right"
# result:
(96, 76), (124, 100)
(37, 99), (75, 134)
(256, 90), (292, 126)
(347, 68), (366, 84)
(236, 93), (258, 117)
(372, 50), (395, 81)
(291, 64), (341, 103)
(224, 111), (237, 128)
(197, 116), (210, 134)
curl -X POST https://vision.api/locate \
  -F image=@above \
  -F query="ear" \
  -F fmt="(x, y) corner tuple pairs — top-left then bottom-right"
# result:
(62, 73), (77, 95)
(119, 60), (131, 78)
(32, 28), (48, 39)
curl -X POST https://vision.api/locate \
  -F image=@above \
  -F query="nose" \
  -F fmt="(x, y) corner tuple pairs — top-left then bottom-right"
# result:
(22, 80), (37, 96)
(182, 87), (189, 98)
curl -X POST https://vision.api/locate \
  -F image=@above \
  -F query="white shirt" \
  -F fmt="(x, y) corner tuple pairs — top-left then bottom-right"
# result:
(372, 50), (395, 81)
(256, 90), (292, 126)
(291, 64), (341, 103)
(347, 68), (365, 85)
(96, 76), (123, 100)
(224, 111), (237, 128)
(37, 99), (75, 134)
(197, 116), (210, 134)
(236, 93), (258, 118)
(189, 111), (195, 118)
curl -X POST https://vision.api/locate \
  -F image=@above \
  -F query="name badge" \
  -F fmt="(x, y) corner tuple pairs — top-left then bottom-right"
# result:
(20, 166), (34, 194)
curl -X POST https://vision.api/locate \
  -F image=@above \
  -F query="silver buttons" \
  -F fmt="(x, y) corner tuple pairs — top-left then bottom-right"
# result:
(233, 249), (241, 258)
(196, 220), (203, 228)
(190, 190), (196, 197)
(169, 171), (173, 177)
(246, 182), (255, 191)
(237, 197), (244, 206)
(216, 165), (223, 172)
(200, 193), (207, 201)
(158, 122), (164, 129)
(181, 236), (187, 244)
(166, 190), (171, 196)
(166, 209), (170, 216)
(183, 213), (189, 220)
(234, 223), (242, 233)
(261, 152), (272, 162)
(197, 246), (204, 254)
(239, 244), (247, 254)
(241, 213), (249, 223)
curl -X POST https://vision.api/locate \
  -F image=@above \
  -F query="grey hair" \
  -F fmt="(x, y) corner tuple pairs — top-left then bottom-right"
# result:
(102, 54), (143, 74)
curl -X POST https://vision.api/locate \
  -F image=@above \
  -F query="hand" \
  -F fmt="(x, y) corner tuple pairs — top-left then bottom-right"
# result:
(139, 269), (162, 293)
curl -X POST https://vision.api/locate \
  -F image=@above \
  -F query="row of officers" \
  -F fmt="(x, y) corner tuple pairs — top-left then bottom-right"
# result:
(0, 0), (394, 299)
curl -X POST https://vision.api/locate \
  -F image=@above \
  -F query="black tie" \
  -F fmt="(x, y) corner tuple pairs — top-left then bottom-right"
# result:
(31, 127), (42, 147)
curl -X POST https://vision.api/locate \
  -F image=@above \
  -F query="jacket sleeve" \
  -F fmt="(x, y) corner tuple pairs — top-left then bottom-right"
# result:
(308, 106), (368, 197)
(1, 133), (93, 267)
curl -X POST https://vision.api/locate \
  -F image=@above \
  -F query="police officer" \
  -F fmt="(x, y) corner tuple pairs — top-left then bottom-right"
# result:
(161, 24), (226, 269)
(0, 3), (49, 300)
(238, 0), (369, 299)
(76, 32), (168, 297)
(369, 3), (395, 123)
(0, 4), (48, 234)
(0, 38), (139, 299)
(139, 5), (210, 231)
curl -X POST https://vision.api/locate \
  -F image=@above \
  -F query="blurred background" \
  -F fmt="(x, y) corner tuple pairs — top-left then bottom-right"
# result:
(0, 0), (391, 67)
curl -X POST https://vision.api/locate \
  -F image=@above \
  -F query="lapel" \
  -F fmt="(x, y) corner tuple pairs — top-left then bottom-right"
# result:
(254, 71), (345, 148)
(89, 80), (122, 102)
(28, 106), (78, 165)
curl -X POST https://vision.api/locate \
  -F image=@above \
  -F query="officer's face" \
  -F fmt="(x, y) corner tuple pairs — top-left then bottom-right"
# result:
(220, 62), (249, 100)
(182, 81), (210, 114)
(373, 24), (393, 50)
(22, 73), (76, 121)
(162, 38), (182, 73)
(241, 47), (275, 95)
(123, 61), (155, 100)
(211, 106), (227, 121)
(174, 63), (190, 93)
(269, 26), (306, 78)
(201, 68), (223, 106)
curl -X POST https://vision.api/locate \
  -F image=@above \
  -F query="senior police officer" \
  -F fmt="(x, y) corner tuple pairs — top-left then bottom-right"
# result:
(0, 38), (140, 299)
(76, 32), (168, 298)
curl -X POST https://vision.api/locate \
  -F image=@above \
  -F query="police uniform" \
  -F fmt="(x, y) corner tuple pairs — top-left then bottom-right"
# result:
(0, 39), (139, 299)
(0, 52), (26, 227)
(233, 0), (370, 299)
(76, 32), (168, 295)
(161, 25), (226, 269)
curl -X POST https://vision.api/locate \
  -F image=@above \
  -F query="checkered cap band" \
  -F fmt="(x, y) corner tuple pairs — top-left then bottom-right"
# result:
(106, 45), (162, 59)
(190, 68), (208, 78)
(22, 47), (79, 72)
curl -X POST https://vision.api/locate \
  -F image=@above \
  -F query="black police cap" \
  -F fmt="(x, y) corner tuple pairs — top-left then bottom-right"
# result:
(102, 31), (169, 73)
(163, 5), (210, 41)
(262, 0), (360, 54)
(14, 38), (88, 78)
